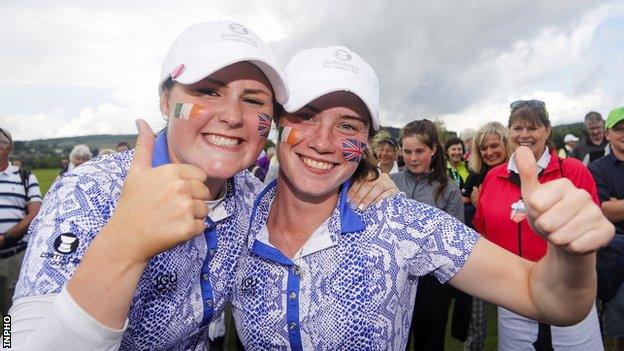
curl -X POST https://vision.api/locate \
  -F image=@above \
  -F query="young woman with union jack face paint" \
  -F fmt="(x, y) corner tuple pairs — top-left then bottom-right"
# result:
(231, 46), (614, 351)
(8, 23), (396, 350)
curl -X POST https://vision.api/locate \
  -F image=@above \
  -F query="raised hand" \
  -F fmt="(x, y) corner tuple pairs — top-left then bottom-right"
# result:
(515, 146), (614, 254)
(105, 119), (211, 263)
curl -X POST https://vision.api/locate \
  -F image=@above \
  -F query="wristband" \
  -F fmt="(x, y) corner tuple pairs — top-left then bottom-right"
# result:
(1, 232), (15, 246)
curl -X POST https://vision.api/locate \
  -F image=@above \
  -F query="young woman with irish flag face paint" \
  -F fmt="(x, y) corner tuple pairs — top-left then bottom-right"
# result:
(9, 23), (397, 351)
(231, 46), (614, 350)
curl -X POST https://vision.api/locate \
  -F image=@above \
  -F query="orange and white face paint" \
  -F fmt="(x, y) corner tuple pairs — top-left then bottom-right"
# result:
(278, 125), (299, 145)
(172, 103), (208, 120)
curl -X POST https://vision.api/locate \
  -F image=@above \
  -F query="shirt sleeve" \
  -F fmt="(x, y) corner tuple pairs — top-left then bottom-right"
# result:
(14, 166), (119, 300)
(461, 172), (476, 198)
(9, 287), (126, 351)
(472, 172), (493, 236)
(588, 161), (611, 203)
(26, 173), (42, 203)
(387, 196), (479, 283)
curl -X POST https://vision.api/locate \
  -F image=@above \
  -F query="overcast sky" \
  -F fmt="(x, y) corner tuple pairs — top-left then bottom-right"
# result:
(2, 0), (624, 141)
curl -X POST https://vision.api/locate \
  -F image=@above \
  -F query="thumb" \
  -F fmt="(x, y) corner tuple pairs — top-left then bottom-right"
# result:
(130, 119), (155, 172)
(515, 146), (539, 198)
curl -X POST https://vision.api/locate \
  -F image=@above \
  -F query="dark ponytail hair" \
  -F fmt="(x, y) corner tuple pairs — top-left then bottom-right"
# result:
(400, 119), (448, 205)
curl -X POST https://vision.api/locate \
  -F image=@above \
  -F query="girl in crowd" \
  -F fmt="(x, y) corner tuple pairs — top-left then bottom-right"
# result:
(231, 46), (613, 350)
(444, 137), (469, 189)
(9, 22), (392, 350)
(391, 119), (464, 351)
(474, 101), (604, 350)
(459, 121), (512, 351)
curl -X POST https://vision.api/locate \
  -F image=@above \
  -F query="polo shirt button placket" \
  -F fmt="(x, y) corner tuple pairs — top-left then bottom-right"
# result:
(205, 298), (213, 308)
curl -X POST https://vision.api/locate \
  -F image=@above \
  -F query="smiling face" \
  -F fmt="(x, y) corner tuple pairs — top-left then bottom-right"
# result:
(606, 121), (624, 160)
(377, 142), (398, 167)
(479, 133), (506, 167)
(509, 119), (551, 159)
(276, 91), (370, 199)
(446, 143), (464, 165)
(401, 135), (436, 174)
(161, 62), (274, 180)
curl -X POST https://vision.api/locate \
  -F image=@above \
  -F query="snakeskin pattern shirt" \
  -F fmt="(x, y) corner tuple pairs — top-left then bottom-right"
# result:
(14, 132), (260, 350)
(232, 180), (479, 351)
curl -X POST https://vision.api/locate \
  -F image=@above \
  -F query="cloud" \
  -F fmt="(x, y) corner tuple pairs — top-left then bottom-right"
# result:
(1, 0), (623, 141)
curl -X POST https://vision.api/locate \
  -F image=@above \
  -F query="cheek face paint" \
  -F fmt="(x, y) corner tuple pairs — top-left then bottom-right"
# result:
(173, 103), (206, 120)
(342, 138), (367, 163)
(278, 126), (299, 146)
(257, 113), (272, 138)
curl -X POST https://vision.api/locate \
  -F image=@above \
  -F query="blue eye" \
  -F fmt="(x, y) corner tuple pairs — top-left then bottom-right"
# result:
(339, 123), (357, 131)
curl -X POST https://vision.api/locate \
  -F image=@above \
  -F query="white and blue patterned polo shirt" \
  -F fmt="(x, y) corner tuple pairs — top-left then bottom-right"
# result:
(14, 132), (260, 350)
(232, 180), (479, 350)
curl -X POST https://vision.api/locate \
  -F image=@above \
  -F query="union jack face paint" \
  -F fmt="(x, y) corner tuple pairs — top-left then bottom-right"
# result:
(342, 138), (367, 163)
(257, 113), (272, 138)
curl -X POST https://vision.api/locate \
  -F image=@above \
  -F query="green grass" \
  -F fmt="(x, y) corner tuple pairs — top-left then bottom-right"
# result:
(32, 168), (58, 196)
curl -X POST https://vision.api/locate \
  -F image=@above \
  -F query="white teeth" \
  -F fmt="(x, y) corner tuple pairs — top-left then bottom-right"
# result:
(301, 156), (333, 170)
(206, 134), (240, 148)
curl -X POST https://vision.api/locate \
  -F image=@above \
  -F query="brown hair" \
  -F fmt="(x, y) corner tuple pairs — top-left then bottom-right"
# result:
(400, 119), (448, 205)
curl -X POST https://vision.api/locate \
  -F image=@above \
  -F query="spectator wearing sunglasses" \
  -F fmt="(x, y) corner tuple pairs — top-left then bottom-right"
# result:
(473, 100), (603, 350)
(571, 111), (609, 165)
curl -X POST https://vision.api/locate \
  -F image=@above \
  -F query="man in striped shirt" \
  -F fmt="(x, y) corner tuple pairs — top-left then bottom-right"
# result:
(0, 127), (42, 315)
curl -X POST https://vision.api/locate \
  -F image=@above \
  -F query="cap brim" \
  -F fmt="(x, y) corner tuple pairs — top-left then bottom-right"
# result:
(168, 54), (289, 105)
(284, 83), (379, 130)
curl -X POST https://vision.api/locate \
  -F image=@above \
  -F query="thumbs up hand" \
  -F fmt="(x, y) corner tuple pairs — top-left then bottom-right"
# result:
(515, 146), (614, 254)
(104, 119), (211, 263)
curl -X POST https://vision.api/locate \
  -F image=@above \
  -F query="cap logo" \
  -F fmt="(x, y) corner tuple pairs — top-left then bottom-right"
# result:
(171, 64), (185, 80)
(229, 23), (249, 35)
(333, 49), (352, 61)
(221, 23), (258, 48)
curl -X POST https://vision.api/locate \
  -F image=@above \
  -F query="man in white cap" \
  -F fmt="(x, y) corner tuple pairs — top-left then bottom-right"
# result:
(558, 133), (579, 158)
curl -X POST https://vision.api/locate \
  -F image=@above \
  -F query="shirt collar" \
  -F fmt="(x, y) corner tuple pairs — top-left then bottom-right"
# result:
(337, 179), (366, 233)
(152, 131), (171, 167)
(0, 163), (17, 175)
(508, 148), (550, 174)
(152, 130), (232, 222)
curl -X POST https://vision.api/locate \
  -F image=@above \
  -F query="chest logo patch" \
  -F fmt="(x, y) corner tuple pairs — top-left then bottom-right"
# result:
(240, 276), (259, 295)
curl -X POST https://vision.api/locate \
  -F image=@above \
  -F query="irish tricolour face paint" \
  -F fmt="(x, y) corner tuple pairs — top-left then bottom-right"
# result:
(173, 103), (207, 120)
(342, 138), (367, 163)
(278, 126), (299, 146)
(257, 113), (272, 138)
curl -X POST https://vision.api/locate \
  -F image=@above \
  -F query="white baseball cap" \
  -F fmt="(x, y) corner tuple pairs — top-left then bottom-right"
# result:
(563, 134), (579, 143)
(283, 46), (381, 130)
(159, 21), (288, 104)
